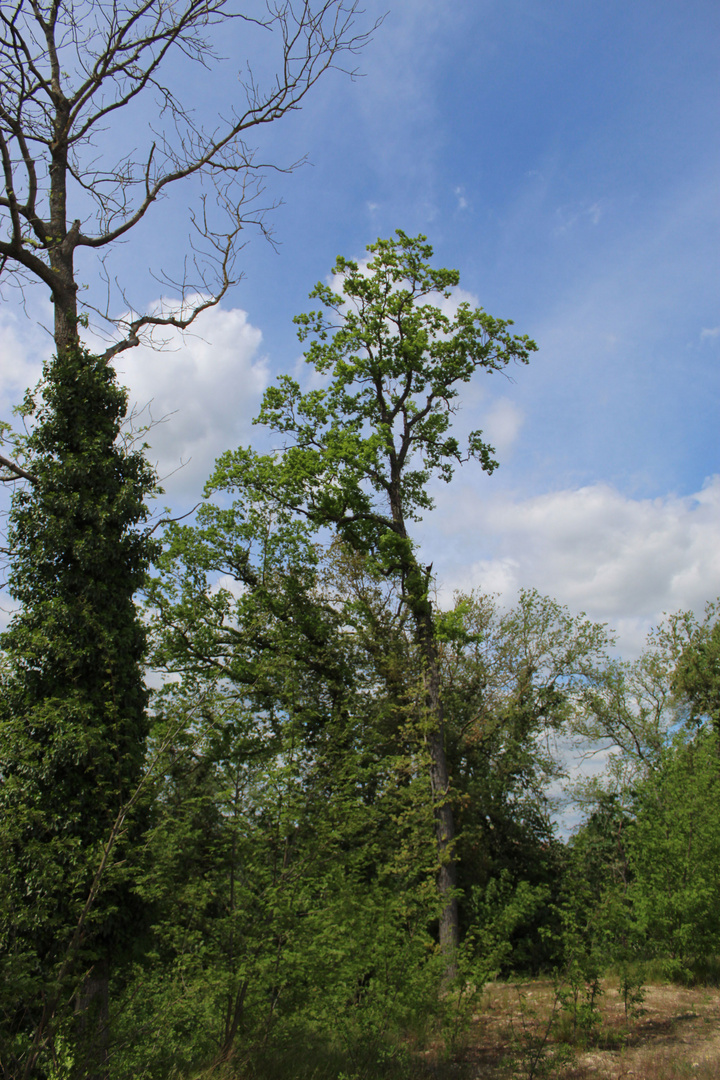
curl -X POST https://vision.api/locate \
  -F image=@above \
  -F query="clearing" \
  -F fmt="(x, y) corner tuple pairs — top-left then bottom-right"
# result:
(433, 978), (720, 1079)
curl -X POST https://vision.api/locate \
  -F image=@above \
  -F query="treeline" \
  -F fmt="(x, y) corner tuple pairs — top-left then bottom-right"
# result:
(1, 237), (719, 1080)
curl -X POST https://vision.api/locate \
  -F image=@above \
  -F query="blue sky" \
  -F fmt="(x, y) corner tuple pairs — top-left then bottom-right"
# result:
(1, 0), (718, 656)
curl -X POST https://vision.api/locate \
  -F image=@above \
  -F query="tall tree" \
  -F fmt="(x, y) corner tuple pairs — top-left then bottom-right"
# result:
(0, 7), (376, 1071)
(137, 504), (441, 1071)
(0, 348), (157, 1079)
(439, 589), (610, 972)
(0, 0), (376, 365)
(211, 230), (537, 965)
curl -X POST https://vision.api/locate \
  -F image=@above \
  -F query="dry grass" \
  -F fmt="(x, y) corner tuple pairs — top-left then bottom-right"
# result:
(432, 978), (720, 1079)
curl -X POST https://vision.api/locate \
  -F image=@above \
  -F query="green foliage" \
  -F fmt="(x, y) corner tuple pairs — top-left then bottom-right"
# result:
(0, 347), (158, 1077)
(627, 729), (720, 965)
(239, 230), (536, 557)
(441, 590), (610, 972)
(673, 600), (720, 735)
(6, 245), (717, 1079)
(550, 864), (605, 1046)
(208, 232), (537, 969)
(567, 607), (720, 985)
(617, 964), (646, 1023)
(134, 497), (449, 1073)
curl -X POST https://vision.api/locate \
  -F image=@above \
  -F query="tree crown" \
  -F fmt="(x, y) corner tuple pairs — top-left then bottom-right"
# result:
(243, 230), (537, 552)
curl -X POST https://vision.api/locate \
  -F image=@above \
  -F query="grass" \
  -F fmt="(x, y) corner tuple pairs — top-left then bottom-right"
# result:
(179, 975), (720, 1080)
(448, 976), (720, 1079)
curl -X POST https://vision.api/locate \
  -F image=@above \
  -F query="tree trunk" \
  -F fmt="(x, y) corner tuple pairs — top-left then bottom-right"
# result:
(48, 98), (80, 358)
(75, 956), (110, 1080)
(405, 559), (460, 977)
(418, 615), (459, 976)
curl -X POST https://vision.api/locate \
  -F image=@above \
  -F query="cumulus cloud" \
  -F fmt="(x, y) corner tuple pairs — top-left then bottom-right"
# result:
(0, 299), (269, 511)
(428, 476), (720, 655)
(113, 304), (269, 506)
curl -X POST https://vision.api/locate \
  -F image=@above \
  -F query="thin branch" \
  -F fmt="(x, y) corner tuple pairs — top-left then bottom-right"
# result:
(146, 501), (202, 536)
(0, 451), (36, 483)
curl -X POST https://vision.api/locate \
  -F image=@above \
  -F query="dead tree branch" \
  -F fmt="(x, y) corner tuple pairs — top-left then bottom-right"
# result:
(0, 0), (380, 356)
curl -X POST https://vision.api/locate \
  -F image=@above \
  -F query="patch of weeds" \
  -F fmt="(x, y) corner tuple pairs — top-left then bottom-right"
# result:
(504, 986), (573, 1080)
(617, 963), (646, 1024)
(553, 967), (603, 1049)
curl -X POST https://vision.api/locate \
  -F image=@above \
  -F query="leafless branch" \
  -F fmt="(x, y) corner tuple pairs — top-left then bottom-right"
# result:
(0, 0), (381, 355)
(146, 500), (203, 535)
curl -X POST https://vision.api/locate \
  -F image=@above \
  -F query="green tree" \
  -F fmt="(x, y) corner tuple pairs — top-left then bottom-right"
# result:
(440, 589), (610, 972)
(569, 603), (719, 816)
(0, 348), (158, 1079)
(673, 600), (720, 737)
(567, 602), (720, 979)
(211, 230), (537, 964)
(627, 728), (720, 969)
(135, 507), (442, 1073)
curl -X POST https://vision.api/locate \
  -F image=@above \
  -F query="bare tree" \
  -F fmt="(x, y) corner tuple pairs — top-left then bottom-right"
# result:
(0, 0), (377, 365)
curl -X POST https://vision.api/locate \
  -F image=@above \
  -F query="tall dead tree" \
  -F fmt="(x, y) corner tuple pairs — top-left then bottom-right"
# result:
(0, 0), (377, 366)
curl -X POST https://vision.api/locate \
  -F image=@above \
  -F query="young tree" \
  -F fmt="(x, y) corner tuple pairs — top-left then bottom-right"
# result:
(0, 348), (158, 1079)
(0, 0), (376, 366)
(211, 230), (537, 964)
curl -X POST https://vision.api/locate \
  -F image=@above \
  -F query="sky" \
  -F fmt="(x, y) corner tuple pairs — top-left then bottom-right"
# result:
(1, 0), (719, 661)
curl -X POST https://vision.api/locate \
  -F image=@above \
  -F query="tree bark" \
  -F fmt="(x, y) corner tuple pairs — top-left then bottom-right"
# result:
(399, 545), (459, 977)
(413, 595), (459, 977)
(74, 956), (110, 1080)
(48, 91), (80, 357)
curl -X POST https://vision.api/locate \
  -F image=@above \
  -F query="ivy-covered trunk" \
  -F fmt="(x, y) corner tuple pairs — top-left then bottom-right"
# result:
(0, 348), (157, 1079)
(412, 598), (460, 969)
(391, 491), (459, 968)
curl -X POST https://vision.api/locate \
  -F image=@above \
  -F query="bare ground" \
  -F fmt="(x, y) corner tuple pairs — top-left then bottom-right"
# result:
(439, 979), (720, 1079)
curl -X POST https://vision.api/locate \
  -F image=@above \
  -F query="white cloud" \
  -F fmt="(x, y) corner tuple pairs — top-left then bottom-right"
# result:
(700, 326), (720, 342)
(0, 301), (51, 416)
(113, 303), (269, 505)
(0, 299), (269, 511)
(481, 397), (524, 456)
(454, 185), (469, 210)
(553, 198), (605, 234)
(0, 300), (268, 625)
(428, 476), (720, 655)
